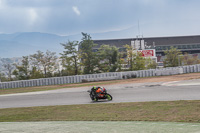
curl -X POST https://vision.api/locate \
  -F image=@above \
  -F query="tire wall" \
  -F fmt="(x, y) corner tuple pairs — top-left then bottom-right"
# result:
(0, 64), (200, 89)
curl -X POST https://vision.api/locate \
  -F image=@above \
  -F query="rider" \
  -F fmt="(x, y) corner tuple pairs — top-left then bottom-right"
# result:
(91, 86), (103, 97)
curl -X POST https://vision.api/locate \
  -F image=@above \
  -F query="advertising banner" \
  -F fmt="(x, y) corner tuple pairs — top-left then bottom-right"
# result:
(137, 49), (156, 57)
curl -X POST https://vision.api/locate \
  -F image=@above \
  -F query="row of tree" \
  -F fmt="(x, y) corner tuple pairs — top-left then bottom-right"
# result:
(60, 33), (157, 76)
(163, 47), (200, 67)
(0, 33), (199, 82)
(1, 50), (58, 81)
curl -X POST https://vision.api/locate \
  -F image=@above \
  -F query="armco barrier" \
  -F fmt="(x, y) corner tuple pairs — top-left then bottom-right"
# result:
(0, 64), (200, 89)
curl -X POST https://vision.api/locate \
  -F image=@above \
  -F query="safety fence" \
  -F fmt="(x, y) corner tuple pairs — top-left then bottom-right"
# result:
(0, 64), (200, 89)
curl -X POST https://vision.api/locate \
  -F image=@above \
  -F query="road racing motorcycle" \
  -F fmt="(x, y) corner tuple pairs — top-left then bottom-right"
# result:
(87, 87), (113, 102)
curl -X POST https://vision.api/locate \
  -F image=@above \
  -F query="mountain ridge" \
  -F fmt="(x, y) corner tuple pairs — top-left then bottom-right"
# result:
(0, 32), (81, 58)
(0, 28), (136, 58)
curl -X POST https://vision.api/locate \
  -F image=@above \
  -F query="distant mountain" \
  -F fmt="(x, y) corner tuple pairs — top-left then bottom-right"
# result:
(0, 29), (134, 58)
(0, 32), (81, 58)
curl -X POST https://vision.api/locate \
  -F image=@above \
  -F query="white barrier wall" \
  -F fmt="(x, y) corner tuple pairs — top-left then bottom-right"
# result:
(0, 64), (200, 89)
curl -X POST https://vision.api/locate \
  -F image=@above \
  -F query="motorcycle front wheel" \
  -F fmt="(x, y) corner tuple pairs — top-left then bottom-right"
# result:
(106, 94), (113, 101)
(90, 94), (94, 100)
(93, 97), (98, 102)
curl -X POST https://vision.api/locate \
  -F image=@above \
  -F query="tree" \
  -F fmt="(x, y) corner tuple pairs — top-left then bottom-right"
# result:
(146, 58), (157, 69)
(79, 32), (98, 74)
(124, 44), (146, 71)
(133, 52), (146, 70)
(13, 56), (30, 80)
(98, 45), (121, 72)
(30, 50), (57, 77)
(0, 72), (7, 82)
(3, 63), (14, 81)
(60, 41), (81, 75)
(124, 44), (136, 70)
(182, 53), (200, 65)
(163, 47), (182, 67)
(30, 66), (44, 79)
(53, 60), (62, 77)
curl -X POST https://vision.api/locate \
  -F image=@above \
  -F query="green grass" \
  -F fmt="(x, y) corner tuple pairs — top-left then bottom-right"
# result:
(1, 100), (200, 122)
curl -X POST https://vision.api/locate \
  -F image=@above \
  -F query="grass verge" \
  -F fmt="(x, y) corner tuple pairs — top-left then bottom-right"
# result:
(1, 100), (200, 122)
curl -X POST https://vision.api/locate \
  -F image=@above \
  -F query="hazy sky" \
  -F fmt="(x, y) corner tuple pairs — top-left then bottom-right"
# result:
(0, 0), (200, 39)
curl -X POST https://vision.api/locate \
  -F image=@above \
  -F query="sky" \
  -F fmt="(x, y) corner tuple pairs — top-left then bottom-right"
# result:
(0, 0), (200, 39)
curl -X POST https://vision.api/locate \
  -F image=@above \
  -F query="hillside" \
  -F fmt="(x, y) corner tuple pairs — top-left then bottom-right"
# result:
(0, 32), (81, 58)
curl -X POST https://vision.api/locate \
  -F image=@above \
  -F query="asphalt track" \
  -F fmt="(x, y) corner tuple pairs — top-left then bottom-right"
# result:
(1, 79), (200, 109)
(1, 79), (200, 133)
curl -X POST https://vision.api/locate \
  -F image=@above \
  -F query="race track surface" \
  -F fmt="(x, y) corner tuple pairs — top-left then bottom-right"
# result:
(1, 79), (200, 109)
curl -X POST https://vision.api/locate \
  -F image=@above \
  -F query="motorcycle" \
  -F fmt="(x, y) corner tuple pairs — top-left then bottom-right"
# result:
(87, 87), (113, 102)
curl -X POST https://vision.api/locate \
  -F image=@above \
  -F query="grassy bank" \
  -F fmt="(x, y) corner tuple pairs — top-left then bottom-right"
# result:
(1, 100), (200, 122)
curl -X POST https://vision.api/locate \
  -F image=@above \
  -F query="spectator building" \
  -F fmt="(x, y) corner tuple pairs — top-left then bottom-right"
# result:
(93, 35), (200, 63)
